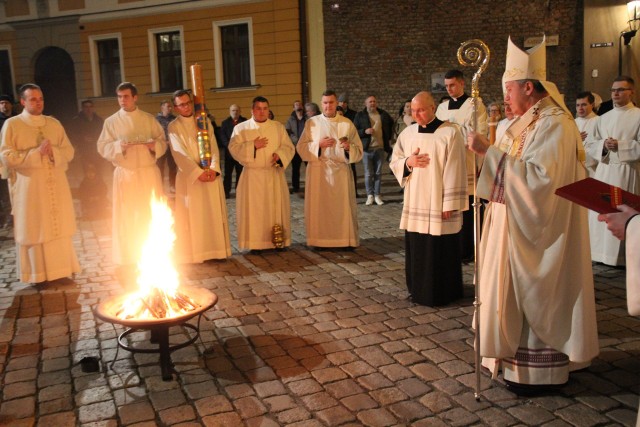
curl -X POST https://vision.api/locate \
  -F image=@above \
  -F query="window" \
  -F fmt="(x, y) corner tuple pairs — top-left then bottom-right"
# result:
(148, 27), (185, 93)
(220, 24), (250, 87)
(97, 39), (121, 95)
(156, 31), (182, 92)
(213, 18), (256, 90)
(0, 47), (15, 98)
(89, 34), (124, 97)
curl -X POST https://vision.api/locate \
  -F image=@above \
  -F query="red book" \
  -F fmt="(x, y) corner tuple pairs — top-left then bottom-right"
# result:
(555, 177), (640, 214)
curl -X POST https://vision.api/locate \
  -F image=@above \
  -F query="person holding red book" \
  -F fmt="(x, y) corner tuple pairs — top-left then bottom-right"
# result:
(584, 76), (640, 266)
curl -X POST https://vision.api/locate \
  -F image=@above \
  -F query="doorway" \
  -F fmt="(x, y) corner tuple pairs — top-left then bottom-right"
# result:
(34, 46), (78, 125)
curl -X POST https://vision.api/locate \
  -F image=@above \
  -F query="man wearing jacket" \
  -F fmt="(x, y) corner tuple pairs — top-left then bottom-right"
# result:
(220, 104), (247, 198)
(354, 95), (393, 205)
(285, 100), (306, 194)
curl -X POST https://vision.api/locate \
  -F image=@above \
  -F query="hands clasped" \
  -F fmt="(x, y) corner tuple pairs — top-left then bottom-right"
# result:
(319, 136), (336, 149)
(198, 169), (217, 182)
(39, 138), (53, 158)
(604, 137), (619, 152)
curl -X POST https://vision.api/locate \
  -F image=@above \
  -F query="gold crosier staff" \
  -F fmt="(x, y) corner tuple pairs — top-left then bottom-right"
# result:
(457, 39), (490, 401)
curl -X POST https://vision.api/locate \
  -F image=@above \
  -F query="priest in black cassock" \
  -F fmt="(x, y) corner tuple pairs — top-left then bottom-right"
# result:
(436, 70), (487, 262)
(390, 91), (468, 306)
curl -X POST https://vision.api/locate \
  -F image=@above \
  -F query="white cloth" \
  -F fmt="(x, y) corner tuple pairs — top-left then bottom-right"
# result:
(436, 96), (488, 194)
(627, 215), (640, 316)
(97, 108), (167, 265)
(575, 112), (598, 176)
(297, 114), (363, 247)
(0, 111), (80, 282)
(476, 96), (599, 383)
(229, 118), (295, 250)
(389, 121), (468, 235)
(585, 103), (640, 266)
(168, 115), (231, 263)
(495, 117), (515, 147)
(626, 215), (640, 427)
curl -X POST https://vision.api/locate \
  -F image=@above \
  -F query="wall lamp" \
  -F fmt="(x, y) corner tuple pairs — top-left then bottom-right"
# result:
(619, 1), (640, 74)
(622, 0), (640, 45)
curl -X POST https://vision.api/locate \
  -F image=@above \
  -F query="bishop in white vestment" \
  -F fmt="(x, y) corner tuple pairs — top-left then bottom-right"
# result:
(168, 91), (231, 263)
(229, 97), (295, 251)
(297, 91), (363, 248)
(468, 38), (598, 392)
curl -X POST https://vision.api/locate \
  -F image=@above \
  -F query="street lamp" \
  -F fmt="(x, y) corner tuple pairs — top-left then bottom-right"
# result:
(619, 1), (640, 74)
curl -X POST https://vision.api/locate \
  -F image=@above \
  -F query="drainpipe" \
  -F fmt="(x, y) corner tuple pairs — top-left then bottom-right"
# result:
(299, 0), (309, 103)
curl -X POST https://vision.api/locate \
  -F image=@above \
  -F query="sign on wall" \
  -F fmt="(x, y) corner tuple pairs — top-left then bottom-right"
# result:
(524, 35), (559, 47)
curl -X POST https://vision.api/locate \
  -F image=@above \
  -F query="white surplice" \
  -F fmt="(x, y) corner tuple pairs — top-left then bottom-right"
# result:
(0, 111), (80, 282)
(585, 103), (640, 266)
(477, 97), (599, 385)
(575, 112), (598, 176)
(168, 115), (231, 263)
(389, 121), (468, 235)
(297, 114), (363, 247)
(229, 118), (295, 250)
(97, 108), (167, 265)
(436, 96), (488, 194)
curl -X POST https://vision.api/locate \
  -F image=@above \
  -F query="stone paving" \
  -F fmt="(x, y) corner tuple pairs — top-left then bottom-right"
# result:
(0, 163), (639, 426)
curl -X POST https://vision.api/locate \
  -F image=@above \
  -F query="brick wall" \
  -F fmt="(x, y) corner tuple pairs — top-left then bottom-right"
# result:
(323, 0), (583, 116)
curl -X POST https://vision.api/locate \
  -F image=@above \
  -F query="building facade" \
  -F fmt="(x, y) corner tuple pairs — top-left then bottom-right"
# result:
(1, 0), (638, 126)
(0, 0), (305, 125)
(321, 0), (639, 115)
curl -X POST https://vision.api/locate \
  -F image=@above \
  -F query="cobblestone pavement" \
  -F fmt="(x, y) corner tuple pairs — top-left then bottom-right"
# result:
(0, 162), (638, 426)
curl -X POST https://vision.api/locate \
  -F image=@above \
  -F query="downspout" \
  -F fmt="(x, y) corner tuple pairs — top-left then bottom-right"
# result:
(299, 0), (309, 103)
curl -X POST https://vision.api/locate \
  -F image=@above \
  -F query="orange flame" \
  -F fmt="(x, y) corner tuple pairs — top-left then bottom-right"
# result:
(117, 191), (185, 319)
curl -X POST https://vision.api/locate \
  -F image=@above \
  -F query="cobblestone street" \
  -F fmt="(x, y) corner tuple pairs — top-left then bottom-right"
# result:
(0, 163), (638, 426)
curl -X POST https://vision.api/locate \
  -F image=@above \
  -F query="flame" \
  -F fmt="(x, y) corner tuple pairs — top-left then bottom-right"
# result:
(117, 191), (186, 320)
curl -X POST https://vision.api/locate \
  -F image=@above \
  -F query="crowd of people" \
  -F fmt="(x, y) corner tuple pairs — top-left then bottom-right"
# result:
(1, 35), (639, 407)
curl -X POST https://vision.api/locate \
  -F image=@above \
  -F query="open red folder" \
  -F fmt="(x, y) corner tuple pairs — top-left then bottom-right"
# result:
(555, 177), (640, 214)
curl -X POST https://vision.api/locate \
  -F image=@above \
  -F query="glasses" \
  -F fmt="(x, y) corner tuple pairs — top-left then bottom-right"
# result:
(175, 101), (192, 108)
(610, 88), (631, 93)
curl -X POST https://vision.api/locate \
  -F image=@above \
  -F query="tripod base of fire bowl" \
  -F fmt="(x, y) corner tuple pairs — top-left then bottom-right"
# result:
(95, 287), (217, 381)
(119, 323), (200, 381)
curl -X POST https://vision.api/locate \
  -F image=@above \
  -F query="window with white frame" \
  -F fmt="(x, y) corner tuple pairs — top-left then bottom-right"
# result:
(148, 27), (185, 93)
(0, 47), (15, 97)
(89, 34), (124, 97)
(213, 19), (255, 89)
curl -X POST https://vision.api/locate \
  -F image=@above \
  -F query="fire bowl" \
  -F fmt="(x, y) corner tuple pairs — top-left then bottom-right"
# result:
(95, 286), (218, 328)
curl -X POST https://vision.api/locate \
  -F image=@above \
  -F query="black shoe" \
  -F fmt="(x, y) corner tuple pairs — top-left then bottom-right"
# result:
(504, 380), (563, 397)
